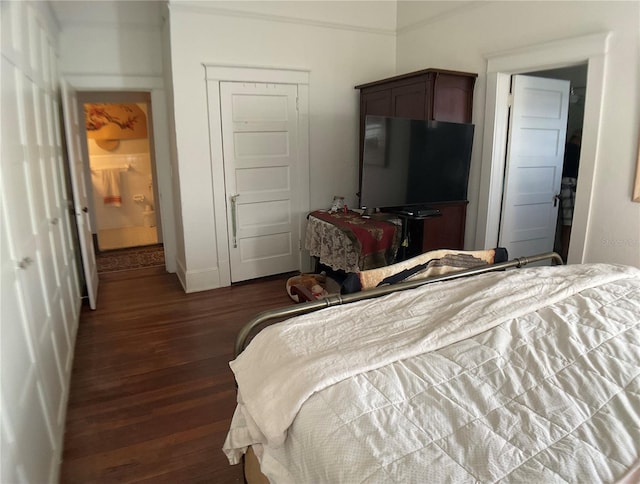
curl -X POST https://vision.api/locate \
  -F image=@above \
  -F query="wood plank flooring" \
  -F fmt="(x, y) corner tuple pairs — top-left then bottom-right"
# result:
(60, 267), (294, 483)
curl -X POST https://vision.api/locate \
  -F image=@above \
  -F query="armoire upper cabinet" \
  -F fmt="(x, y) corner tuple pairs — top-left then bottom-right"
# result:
(355, 68), (477, 253)
(355, 68), (478, 183)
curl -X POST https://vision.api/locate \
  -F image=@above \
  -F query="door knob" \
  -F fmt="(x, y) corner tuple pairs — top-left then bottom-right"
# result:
(82, 207), (89, 213)
(18, 257), (34, 269)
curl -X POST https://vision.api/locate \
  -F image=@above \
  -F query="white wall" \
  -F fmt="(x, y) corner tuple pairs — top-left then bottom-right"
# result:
(56, 1), (163, 77)
(396, 1), (640, 267)
(161, 4), (186, 274)
(168, 1), (397, 291)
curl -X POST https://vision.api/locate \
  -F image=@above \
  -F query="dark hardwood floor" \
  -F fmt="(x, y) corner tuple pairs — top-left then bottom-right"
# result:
(60, 267), (294, 483)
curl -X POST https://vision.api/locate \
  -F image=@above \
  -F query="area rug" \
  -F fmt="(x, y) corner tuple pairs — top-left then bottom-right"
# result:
(96, 244), (165, 274)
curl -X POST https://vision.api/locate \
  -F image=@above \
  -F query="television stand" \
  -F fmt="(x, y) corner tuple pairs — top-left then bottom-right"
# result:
(399, 208), (441, 218)
(387, 206), (442, 219)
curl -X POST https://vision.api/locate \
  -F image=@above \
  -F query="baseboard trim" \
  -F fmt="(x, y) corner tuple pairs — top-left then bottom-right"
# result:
(178, 262), (223, 293)
(175, 257), (188, 292)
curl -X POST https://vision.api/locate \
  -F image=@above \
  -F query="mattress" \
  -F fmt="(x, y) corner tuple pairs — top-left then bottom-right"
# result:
(224, 263), (640, 483)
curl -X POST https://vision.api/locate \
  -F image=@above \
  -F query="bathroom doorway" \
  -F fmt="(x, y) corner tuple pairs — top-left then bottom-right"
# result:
(77, 91), (164, 268)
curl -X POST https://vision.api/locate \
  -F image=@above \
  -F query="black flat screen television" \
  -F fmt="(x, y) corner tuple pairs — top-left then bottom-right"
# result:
(360, 115), (474, 210)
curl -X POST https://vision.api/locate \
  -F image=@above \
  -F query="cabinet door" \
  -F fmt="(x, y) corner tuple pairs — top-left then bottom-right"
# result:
(359, 89), (392, 189)
(422, 202), (467, 251)
(432, 73), (475, 123)
(361, 88), (392, 117)
(391, 82), (426, 119)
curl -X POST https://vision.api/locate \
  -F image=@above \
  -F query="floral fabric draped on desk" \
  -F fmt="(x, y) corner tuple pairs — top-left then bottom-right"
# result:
(305, 210), (401, 272)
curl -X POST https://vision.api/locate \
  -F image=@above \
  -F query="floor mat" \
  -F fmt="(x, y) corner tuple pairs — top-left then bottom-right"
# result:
(96, 244), (165, 273)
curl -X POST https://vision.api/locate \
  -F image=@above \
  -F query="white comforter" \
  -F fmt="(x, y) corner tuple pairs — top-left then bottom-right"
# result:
(224, 263), (640, 483)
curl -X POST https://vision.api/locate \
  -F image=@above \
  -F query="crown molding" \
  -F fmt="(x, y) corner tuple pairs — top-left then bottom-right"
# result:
(55, 20), (162, 32)
(169, 2), (396, 37)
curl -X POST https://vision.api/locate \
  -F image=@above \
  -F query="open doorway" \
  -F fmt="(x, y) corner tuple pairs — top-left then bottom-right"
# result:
(526, 64), (587, 262)
(476, 33), (608, 266)
(77, 91), (165, 271)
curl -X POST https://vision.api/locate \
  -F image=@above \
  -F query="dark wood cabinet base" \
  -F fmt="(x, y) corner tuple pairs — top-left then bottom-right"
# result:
(398, 201), (468, 259)
(421, 201), (468, 252)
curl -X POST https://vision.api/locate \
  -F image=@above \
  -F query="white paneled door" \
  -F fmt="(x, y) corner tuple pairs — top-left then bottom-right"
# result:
(499, 75), (570, 259)
(1, 2), (82, 482)
(60, 80), (98, 309)
(220, 82), (302, 282)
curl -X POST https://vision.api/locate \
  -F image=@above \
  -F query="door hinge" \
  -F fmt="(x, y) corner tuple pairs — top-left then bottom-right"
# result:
(296, 97), (299, 112)
(507, 93), (514, 107)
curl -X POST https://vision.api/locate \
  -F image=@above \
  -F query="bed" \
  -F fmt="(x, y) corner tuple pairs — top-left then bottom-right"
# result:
(223, 253), (640, 483)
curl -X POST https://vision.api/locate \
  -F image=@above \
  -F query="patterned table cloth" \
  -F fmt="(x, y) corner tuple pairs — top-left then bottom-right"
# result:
(305, 210), (400, 272)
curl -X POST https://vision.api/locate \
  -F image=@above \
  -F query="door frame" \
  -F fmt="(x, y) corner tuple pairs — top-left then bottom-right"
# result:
(63, 75), (177, 273)
(204, 64), (310, 287)
(475, 32), (610, 264)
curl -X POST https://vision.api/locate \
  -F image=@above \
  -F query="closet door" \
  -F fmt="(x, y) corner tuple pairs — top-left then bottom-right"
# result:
(0, 52), (57, 484)
(1, 2), (81, 482)
(220, 82), (302, 282)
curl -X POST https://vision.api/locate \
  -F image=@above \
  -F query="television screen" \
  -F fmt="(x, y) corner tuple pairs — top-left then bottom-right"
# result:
(360, 116), (474, 209)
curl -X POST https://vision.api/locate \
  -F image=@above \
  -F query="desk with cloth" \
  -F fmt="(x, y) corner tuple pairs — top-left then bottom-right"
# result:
(305, 210), (401, 272)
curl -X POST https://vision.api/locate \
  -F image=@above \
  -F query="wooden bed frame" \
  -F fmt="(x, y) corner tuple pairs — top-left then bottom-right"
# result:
(234, 251), (563, 358)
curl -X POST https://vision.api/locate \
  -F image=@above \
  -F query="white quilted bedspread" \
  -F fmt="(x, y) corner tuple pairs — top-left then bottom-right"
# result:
(224, 264), (640, 483)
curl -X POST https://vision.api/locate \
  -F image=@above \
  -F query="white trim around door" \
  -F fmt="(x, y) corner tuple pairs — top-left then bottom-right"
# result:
(204, 64), (310, 287)
(476, 32), (610, 264)
(62, 74), (178, 274)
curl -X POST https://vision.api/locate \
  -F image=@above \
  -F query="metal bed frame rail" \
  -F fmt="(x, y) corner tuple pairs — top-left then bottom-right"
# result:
(234, 251), (564, 357)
